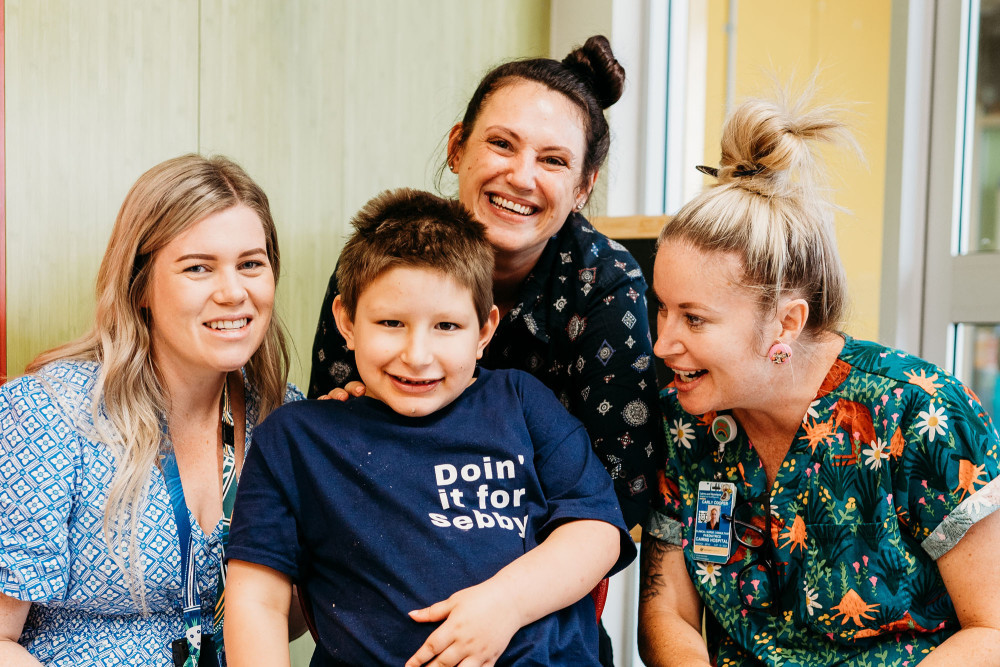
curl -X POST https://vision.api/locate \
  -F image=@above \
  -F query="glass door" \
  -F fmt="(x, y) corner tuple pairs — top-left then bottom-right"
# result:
(960, 3), (1000, 419)
(924, 0), (1000, 420)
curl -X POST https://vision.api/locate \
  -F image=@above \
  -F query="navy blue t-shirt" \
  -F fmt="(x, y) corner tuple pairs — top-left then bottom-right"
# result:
(228, 368), (635, 666)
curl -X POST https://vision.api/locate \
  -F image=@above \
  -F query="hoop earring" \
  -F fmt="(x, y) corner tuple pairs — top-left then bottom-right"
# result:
(768, 341), (792, 364)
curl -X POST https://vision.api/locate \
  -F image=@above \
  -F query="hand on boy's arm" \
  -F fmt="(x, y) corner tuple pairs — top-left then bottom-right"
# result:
(406, 519), (620, 667)
(405, 579), (520, 667)
(224, 560), (293, 667)
(317, 381), (366, 401)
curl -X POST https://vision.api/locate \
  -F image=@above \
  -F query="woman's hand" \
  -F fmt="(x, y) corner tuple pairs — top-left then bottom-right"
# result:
(405, 580), (520, 667)
(317, 381), (366, 401)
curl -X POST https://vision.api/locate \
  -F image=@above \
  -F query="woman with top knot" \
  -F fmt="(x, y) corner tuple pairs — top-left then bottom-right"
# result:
(638, 90), (1000, 666)
(309, 36), (662, 664)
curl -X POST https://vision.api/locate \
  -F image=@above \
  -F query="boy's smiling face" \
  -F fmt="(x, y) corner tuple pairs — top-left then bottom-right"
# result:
(333, 265), (499, 417)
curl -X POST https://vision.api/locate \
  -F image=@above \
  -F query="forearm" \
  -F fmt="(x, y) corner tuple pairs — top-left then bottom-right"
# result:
(0, 642), (43, 667)
(490, 519), (619, 626)
(918, 627), (1000, 665)
(637, 532), (710, 667)
(637, 609), (710, 667)
(224, 561), (292, 667)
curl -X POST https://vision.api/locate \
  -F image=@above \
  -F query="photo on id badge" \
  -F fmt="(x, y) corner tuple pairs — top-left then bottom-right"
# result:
(693, 480), (736, 564)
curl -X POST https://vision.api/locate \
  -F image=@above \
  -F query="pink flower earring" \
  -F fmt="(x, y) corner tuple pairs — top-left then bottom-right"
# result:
(768, 341), (792, 364)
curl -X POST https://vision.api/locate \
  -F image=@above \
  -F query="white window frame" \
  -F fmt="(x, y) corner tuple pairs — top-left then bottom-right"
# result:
(885, 0), (1000, 379)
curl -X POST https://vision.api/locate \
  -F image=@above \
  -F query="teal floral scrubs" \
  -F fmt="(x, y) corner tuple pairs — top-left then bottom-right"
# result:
(647, 335), (1000, 666)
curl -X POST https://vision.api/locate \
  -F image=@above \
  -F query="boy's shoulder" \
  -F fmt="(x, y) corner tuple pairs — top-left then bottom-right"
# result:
(471, 367), (553, 401)
(257, 395), (366, 434)
(264, 396), (331, 419)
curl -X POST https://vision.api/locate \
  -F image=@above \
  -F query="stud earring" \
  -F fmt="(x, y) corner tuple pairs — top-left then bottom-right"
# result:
(768, 341), (793, 364)
(575, 201), (585, 211)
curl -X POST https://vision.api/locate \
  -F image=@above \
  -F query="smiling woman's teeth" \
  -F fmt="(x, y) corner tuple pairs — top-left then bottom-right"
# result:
(489, 194), (534, 215)
(673, 369), (705, 383)
(208, 318), (248, 330)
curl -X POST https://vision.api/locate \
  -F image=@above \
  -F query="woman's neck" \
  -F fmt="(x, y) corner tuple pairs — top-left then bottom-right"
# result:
(155, 358), (228, 425)
(492, 247), (545, 314)
(732, 333), (845, 457)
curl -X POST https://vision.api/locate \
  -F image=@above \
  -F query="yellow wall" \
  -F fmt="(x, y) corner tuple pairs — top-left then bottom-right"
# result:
(5, 1), (550, 388)
(703, 0), (892, 340)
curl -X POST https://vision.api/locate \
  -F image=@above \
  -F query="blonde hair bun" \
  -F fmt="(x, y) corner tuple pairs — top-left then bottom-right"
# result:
(660, 85), (861, 337)
(714, 88), (857, 200)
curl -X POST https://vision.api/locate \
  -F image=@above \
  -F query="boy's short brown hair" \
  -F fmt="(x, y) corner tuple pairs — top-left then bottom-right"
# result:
(336, 188), (495, 325)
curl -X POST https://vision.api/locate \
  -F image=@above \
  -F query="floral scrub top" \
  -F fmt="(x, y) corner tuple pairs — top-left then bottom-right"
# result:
(0, 360), (303, 666)
(647, 335), (1000, 666)
(309, 212), (661, 528)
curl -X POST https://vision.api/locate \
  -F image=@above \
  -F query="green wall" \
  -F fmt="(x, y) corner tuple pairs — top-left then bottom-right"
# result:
(5, 2), (549, 660)
(5, 0), (551, 393)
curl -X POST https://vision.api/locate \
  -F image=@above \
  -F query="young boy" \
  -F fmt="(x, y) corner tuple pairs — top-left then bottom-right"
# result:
(224, 189), (636, 666)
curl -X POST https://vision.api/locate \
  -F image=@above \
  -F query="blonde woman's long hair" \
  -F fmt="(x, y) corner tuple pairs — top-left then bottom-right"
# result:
(27, 154), (290, 608)
(659, 86), (859, 339)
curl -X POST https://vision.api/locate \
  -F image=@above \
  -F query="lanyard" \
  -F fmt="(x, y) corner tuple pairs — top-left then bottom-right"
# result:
(161, 382), (237, 667)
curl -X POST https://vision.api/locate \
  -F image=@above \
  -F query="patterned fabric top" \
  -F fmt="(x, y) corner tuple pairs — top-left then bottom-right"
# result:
(0, 360), (303, 666)
(647, 335), (1000, 666)
(308, 212), (661, 528)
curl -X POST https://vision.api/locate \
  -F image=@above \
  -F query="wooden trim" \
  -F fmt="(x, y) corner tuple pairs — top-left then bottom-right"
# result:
(590, 214), (670, 240)
(1, 0), (7, 382)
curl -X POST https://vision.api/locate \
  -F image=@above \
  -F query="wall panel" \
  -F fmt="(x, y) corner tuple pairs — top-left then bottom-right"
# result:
(5, 0), (199, 375)
(5, 1), (549, 384)
(4, 2), (548, 662)
(198, 0), (549, 387)
(1, 0), (6, 379)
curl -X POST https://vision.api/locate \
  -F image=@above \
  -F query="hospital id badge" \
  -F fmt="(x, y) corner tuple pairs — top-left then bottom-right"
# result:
(692, 480), (736, 564)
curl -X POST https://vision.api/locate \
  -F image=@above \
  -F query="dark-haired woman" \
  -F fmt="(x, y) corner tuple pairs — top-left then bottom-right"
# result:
(309, 36), (660, 662)
(638, 90), (1000, 666)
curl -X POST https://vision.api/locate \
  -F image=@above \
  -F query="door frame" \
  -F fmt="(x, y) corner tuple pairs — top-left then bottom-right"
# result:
(1, 0), (7, 381)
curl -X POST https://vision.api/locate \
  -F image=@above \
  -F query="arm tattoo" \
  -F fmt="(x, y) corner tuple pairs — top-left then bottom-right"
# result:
(639, 533), (681, 602)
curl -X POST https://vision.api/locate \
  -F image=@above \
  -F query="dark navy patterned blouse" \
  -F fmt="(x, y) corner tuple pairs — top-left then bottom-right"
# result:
(309, 213), (661, 528)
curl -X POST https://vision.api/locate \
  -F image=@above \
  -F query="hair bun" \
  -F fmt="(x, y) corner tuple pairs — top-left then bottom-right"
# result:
(715, 88), (857, 197)
(561, 35), (625, 109)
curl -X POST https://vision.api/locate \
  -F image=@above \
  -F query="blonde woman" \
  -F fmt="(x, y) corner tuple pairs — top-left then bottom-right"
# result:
(0, 155), (301, 666)
(638, 92), (1000, 665)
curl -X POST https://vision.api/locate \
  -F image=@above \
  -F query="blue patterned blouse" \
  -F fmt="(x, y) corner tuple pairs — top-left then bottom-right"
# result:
(0, 360), (303, 665)
(308, 212), (662, 528)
